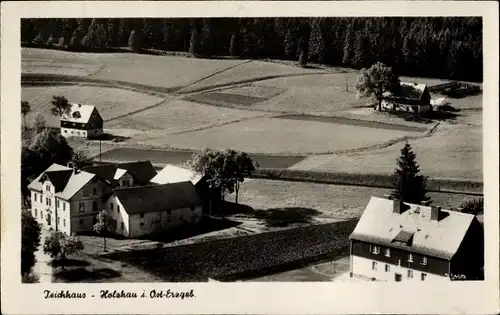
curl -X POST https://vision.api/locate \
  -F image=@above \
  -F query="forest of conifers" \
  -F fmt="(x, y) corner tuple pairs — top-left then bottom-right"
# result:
(21, 17), (483, 82)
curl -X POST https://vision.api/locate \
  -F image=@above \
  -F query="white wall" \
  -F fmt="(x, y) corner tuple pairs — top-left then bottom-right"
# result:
(128, 206), (203, 238)
(60, 128), (103, 139)
(351, 255), (449, 282)
(105, 196), (130, 237)
(69, 179), (111, 233)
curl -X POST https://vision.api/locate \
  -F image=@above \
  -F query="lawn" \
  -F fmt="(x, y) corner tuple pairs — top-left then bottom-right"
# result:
(22, 48), (247, 89)
(109, 98), (270, 134)
(177, 60), (324, 93)
(226, 179), (479, 221)
(149, 116), (423, 154)
(291, 121), (482, 180)
(21, 85), (167, 128)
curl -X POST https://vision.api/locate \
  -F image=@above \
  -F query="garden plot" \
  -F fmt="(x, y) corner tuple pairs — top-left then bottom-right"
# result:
(153, 116), (423, 154)
(106, 99), (270, 134)
(291, 122), (482, 181)
(219, 84), (286, 99)
(183, 92), (268, 108)
(22, 59), (103, 77)
(21, 85), (166, 128)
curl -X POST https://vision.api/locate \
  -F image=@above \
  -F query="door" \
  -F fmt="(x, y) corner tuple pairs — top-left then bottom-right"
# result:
(395, 273), (402, 282)
(46, 213), (51, 226)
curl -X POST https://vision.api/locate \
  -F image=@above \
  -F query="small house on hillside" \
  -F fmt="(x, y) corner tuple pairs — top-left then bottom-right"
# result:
(60, 103), (103, 139)
(349, 196), (484, 282)
(381, 82), (432, 113)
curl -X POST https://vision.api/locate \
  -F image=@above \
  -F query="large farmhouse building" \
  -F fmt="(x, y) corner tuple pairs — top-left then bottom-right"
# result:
(28, 161), (204, 237)
(60, 103), (103, 139)
(349, 196), (484, 282)
(381, 82), (432, 113)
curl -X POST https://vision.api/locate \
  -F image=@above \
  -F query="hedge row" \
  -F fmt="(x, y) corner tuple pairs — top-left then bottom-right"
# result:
(104, 219), (358, 282)
(252, 168), (483, 195)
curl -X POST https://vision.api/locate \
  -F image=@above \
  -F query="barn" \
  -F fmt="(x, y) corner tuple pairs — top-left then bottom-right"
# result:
(60, 103), (104, 139)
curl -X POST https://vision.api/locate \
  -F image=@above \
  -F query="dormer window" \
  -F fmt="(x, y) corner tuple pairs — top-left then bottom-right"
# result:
(421, 257), (427, 266)
(384, 248), (391, 257)
(408, 254), (414, 262)
(72, 111), (81, 119)
(371, 245), (380, 255)
(46, 185), (50, 192)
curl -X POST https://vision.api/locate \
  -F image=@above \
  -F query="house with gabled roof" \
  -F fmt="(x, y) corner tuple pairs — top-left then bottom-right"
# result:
(28, 162), (113, 235)
(349, 196), (484, 282)
(103, 182), (203, 238)
(381, 82), (432, 113)
(60, 103), (103, 139)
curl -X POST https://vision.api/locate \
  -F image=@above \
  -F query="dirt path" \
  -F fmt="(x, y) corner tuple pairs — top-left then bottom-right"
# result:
(32, 228), (54, 283)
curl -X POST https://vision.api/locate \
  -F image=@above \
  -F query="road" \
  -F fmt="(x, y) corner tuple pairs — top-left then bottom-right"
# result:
(32, 228), (53, 283)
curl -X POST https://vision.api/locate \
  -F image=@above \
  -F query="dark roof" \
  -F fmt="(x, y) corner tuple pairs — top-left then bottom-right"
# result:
(41, 170), (73, 192)
(113, 181), (202, 215)
(83, 161), (157, 185)
(383, 82), (428, 101)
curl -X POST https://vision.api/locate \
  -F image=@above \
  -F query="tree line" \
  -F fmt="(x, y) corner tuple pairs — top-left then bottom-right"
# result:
(22, 17), (482, 82)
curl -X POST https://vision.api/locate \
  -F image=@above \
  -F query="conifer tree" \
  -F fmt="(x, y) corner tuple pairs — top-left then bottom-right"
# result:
(391, 142), (430, 204)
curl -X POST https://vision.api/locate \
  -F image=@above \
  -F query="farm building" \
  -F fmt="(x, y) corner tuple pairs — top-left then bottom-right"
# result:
(83, 161), (157, 188)
(349, 196), (484, 282)
(27, 161), (204, 237)
(60, 103), (103, 139)
(151, 164), (220, 215)
(103, 182), (203, 238)
(381, 82), (432, 113)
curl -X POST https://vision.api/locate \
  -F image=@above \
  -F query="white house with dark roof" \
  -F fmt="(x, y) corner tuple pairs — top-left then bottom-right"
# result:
(349, 196), (484, 282)
(28, 163), (113, 234)
(104, 182), (203, 238)
(381, 82), (432, 113)
(60, 103), (103, 139)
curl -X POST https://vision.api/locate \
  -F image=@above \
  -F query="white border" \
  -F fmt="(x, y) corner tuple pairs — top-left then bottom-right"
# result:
(1, 1), (499, 314)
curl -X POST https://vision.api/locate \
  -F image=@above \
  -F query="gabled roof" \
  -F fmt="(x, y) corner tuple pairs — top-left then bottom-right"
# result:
(113, 182), (202, 215)
(350, 196), (476, 260)
(83, 161), (157, 185)
(27, 163), (97, 200)
(61, 104), (98, 124)
(383, 82), (427, 100)
(150, 164), (204, 185)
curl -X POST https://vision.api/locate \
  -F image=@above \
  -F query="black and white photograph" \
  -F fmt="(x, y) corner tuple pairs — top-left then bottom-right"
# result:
(1, 1), (499, 314)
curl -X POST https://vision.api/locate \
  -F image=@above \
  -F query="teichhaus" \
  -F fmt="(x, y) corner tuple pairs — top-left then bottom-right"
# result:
(28, 161), (203, 237)
(349, 196), (484, 281)
(60, 103), (103, 139)
(381, 82), (432, 113)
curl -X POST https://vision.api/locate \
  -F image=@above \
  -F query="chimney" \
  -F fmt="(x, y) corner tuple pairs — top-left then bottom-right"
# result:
(431, 205), (441, 221)
(67, 161), (80, 174)
(393, 198), (403, 214)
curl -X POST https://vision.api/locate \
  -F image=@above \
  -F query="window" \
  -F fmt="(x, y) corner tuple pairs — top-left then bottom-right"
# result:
(57, 217), (60, 225)
(34, 194), (37, 202)
(92, 201), (98, 211)
(63, 219), (66, 227)
(166, 209), (171, 215)
(79, 202), (85, 212)
(385, 264), (390, 272)
(122, 180), (130, 187)
(93, 188), (97, 196)
(140, 213), (144, 218)
(71, 131), (74, 134)
(46, 185), (50, 192)
(371, 261), (377, 270)
(120, 222), (124, 230)
(372, 245), (380, 255)
(64, 130), (67, 133)
(83, 190), (89, 197)
(421, 273), (427, 281)
(190, 206), (195, 212)
(117, 205), (120, 212)
(63, 203), (66, 211)
(57, 199), (61, 209)
(421, 257), (427, 266)
(397, 259), (401, 266)
(384, 248), (391, 257)
(46, 198), (49, 206)
(34, 209), (38, 216)
(140, 222), (144, 227)
(110, 203), (114, 211)
(79, 219), (84, 229)
(41, 211), (43, 219)
(408, 254), (414, 262)
(407, 270), (413, 278)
